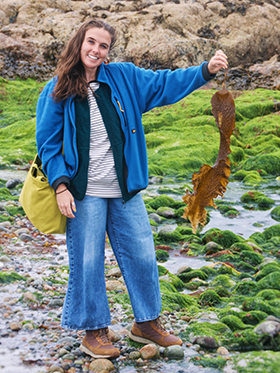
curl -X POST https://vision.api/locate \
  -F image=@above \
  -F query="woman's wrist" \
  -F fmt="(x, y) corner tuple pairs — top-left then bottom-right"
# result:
(56, 183), (67, 194)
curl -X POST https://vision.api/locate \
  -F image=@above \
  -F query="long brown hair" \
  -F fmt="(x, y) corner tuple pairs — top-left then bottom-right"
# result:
(52, 19), (117, 102)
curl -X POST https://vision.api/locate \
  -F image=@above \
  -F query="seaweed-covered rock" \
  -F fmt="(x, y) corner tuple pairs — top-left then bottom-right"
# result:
(0, 271), (26, 283)
(255, 263), (280, 281)
(256, 289), (280, 301)
(199, 289), (222, 306)
(202, 228), (244, 248)
(220, 315), (253, 331)
(214, 286), (231, 298)
(178, 269), (208, 283)
(185, 278), (208, 291)
(159, 272), (185, 291)
(155, 249), (169, 262)
(146, 195), (184, 210)
(210, 275), (236, 289)
(195, 336), (219, 350)
(271, 206), (280, 222)
(254, 320), (280, 336)
(236, 261), (256, 273)
(241, 311), (268, 326)
(241, 191), (275, 210)
(156, 206), (176, 218)
(202, 241), (223, 255)
(242, 298), (280, 318)
(232, 281), (259, 296)
(258, 272), (280, 291)
(240, 250), (263, 266)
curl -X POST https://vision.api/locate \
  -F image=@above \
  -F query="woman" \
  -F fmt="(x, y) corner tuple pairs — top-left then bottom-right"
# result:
(36, 19), (227, 359)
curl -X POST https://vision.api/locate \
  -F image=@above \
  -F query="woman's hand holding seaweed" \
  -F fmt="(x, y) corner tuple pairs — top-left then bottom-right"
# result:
(208, 50), (228, 74)
(56, 184), (76, 218)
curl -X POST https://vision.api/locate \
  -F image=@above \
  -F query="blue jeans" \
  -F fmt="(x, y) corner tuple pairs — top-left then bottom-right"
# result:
(61, 193), (161, 330)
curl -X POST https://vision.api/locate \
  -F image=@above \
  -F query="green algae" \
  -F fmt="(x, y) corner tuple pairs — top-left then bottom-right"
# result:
(220, 315), (253, 331)
(159, 272), (185, 291)
(231, 350), (280, 373)
(0, 271), (26, 283)
(210, 275), (236, 289)
(255, 263), (280, 281)
(241, 191), (275, 210)
(232, 281), (259, 296)
(242, 298), (280, 318)
(202, 228), (244, 248)
(182, 321), (230, 341)
(155, 249), (169, 262)
(257, 272), (280, 291)
(199, 289), (222, 306)
(177, 269), (208, 283)
(271, 206), (280, 222)
(190, 356), (227, 370)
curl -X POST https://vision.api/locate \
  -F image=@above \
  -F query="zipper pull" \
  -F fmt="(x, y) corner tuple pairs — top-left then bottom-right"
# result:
(116, 100), (124, 112)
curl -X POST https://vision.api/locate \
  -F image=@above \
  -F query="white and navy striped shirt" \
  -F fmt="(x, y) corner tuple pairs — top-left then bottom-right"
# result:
(85, 82), (122, 198)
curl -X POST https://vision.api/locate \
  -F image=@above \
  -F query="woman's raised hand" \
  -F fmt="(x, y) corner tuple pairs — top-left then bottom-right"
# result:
(208, 50), (228, 74)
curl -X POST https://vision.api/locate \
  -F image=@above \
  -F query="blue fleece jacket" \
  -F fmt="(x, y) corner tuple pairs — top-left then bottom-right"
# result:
(36, 61), (214, 196)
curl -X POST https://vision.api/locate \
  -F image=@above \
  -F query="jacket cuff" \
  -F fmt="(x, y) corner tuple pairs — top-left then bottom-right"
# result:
(52, 176), (70, 191)
(202, 62), (216, 81)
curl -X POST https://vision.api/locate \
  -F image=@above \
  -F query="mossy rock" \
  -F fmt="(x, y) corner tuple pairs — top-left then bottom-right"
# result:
(230, 242), (255, 252)
(262, 236), (280, 253)
(178, 269), (208, 283)
(159, 272), (185, 291)
(161, 291), (197, 312)
(224, 209), (240, 218)
(220, 315), (253, 331)
(155, 229), (184, 244)
(233, 169), (250, 181)
(202, 228), (244, 248)
(255, 263), (280, 281)
(255, 289), (280, 301)
(199, 289), (222, 306)
(242, 298), (280, 318)
(210, 275), (236, 289)
(214, 286), (231, 298)
(185, 278), (208, 291)
(231, 350), (280, 373)
(262, 225), (280, 241)
(146, 195), (185, 210)
(216, 264), (240, 277)
(158, 265), (169, 277)
(224, 329), (261, 350)
(240, 250), (263, 266)
(236, 261), (256, 273)
(258, 272), (280, 291)
(0, 271), (26, 283)
(190, 356), (227, 370)
(242, 152), (280, 176)
(271, 206), (280, 222)
(232, 281), (259, 296)
(243, 171), (264, 186)
(240, 191), (275, 210)
(200, 266), (217, 277)
(241, 310), (268, 326)
(230, 147), (246, 163)
(202, 241), (223, 255)
(155, 249), (169, 262)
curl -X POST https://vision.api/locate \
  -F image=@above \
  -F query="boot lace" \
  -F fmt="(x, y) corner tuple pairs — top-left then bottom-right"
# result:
(152, 317), (166, 333)
(97, 327), (110, 343)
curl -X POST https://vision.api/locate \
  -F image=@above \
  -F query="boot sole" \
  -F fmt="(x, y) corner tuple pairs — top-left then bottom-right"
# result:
(129, 331), (162, 347)
(80, 344), (119, 359)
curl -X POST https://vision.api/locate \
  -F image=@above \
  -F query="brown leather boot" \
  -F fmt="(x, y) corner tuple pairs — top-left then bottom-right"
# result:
(129, 317), (183, 347)
(80, 328), (120, 359)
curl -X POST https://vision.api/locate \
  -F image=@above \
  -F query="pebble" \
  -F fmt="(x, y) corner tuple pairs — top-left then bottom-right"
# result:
(140, 344), (160, 360)
(163, 345), (184, 360)
(49, 365), (64, 373)
(217, 346), (229, 355)
(89, 359), (115, 373)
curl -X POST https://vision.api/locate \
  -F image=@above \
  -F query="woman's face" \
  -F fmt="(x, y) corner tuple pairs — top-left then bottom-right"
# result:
(80, 27), (112, 81)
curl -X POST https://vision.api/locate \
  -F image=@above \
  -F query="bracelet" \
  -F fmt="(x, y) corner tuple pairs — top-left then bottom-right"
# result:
(56, 188), (68, 195)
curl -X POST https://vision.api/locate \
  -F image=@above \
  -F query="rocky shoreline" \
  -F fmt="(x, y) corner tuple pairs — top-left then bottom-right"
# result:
(2, 175), (280, 373)
(0, 0), (280, 86)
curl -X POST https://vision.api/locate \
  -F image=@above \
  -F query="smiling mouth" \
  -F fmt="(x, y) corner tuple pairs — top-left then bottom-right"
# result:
(88, 55), (98, 60)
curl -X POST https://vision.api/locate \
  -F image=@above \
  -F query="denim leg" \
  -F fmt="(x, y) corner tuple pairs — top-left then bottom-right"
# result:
(106, 194), (161, 322)
(61, 196), (111, 330)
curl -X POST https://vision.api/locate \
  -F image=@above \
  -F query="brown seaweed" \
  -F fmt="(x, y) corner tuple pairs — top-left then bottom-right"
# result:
(182, 74), (235, 233)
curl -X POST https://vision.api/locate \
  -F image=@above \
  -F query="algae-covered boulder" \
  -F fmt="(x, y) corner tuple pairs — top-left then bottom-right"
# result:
(0, 271), (26, 283)
(231, 350), (280, 373)
(242, 298), (280, 318)
(146, 195), (185, 210)
(220, 315), (253, 331)
(155, 249), (169, 262)
(258, 272), (280, 291)
(199, 289), (222, 306)
(178, 269), (208, 283)
(232, 281), (259, 296)
(159, 272), (185, 292)
(256, 289), (280, 301)
(241, 191), (275, 210)
(202, 241), (223, 255)
(202, 228), (244, 248)
(271, 206), (280, 222)
(240, 250), (263, 266)
(210, 275), (236, 289)
(255, 263), (280, 281)
(241, 311), (268, 326)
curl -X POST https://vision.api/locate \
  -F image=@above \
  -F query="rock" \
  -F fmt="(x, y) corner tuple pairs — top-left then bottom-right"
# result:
(89, 359), (115, 373)
(156, 207), (176, 218)
(254, 320), (280, 336)
(195, 336), (219, 350)
(184, 347), (200, 357)
(19, 233), (34, 241)
(139, 344), (160, 360)
(106, 280), (126, 292)
(217, 346), (229, 355)
(107, 267), (122, 278)
(48, 298), (64, 308)
(62, 353), (75, 360)
(180, 315), (191, 322)
(163, 345), (184, 360)
(129, 351), (141, 359)
(9, 322), (22, 331)
(108, 328), (122, 343)
(23, 291), (37, 302)
(49, 365), (64, 373)
(149, 213), (162, 223)
(15, 228), (30, 235)
(0, 255), (11, 263)
(5, 179), (22, 189)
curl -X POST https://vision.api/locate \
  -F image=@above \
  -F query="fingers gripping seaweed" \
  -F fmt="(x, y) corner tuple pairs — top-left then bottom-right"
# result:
(182, 72), (235, 233)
